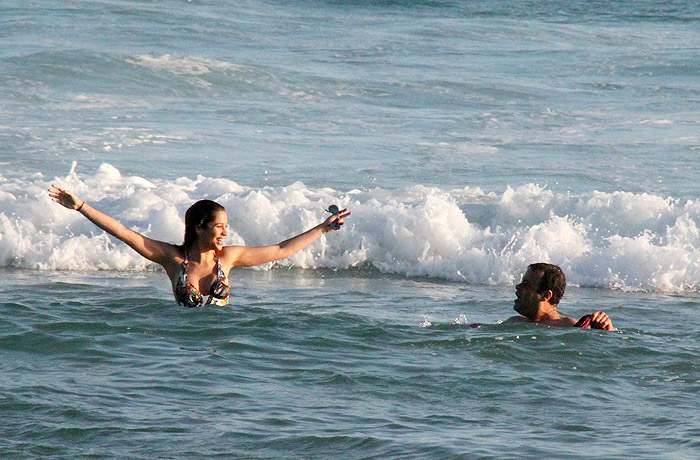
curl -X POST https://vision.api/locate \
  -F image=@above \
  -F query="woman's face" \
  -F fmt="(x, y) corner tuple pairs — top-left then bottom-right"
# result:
(197, 210), (229, 250)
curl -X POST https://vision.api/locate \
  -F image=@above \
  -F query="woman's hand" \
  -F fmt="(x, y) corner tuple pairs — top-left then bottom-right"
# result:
(322, 208), (351, 232)
(49, 185), (84, 211)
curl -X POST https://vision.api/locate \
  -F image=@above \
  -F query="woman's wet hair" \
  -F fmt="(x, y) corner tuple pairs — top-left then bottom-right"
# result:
(181, 200), (226, 250)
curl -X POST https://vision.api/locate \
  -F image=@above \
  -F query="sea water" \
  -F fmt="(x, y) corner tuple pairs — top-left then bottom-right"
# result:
(1, 1), (699, 459)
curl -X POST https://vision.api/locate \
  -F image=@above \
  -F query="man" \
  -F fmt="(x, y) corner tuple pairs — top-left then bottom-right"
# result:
(505, 263), (615, 330)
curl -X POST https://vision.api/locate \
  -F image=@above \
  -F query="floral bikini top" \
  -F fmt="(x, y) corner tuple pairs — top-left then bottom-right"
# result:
(175, 255), (230, 308)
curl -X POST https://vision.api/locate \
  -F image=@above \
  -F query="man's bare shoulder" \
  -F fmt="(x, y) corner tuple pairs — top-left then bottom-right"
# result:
(503, 315), (578, 327)
(547, 316), (578, 327)
(503, 316), (530, 324)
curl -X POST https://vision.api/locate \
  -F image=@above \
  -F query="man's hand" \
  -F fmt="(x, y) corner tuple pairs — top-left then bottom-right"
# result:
(590, 311), (615, 331)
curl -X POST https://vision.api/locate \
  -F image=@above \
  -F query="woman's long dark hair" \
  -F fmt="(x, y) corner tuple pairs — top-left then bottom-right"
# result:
(180, 200), (226, 251)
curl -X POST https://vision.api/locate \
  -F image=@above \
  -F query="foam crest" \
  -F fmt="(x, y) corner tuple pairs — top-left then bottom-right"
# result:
(126, 54), (241, 76)
(5, 164), (700, 292)
(124, 54), (248, 89)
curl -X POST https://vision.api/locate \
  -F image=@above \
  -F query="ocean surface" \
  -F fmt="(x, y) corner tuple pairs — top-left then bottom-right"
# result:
(2, 1), (699, 458)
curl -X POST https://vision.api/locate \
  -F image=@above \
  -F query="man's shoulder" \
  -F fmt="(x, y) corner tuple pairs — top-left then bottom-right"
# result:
(550, 315), (578, 327)
(503, 314), (578, 327)
(503, 315), (529, 324)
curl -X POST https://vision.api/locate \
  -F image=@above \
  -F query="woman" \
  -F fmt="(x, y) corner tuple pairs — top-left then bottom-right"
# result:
(48, 185), (350, 307)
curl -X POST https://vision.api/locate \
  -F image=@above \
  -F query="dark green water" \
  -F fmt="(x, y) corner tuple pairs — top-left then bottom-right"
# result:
(2, 269), (698, 459)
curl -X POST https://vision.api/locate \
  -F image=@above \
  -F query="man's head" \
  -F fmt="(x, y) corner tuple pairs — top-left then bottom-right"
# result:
(514, 263), (566, 318)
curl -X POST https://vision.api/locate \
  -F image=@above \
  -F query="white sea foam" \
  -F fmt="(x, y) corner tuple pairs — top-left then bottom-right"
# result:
(58, 94), (150, 111)
(125, 54), (243, 89)
(417, 142), (498, 155)
(638, 119), (674, 125)
(65, 128), (189, 154)
(126, 54), (241, 76)
(4, 163), (700, 292)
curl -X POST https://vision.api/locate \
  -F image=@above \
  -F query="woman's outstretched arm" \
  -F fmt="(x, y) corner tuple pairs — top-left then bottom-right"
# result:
(228, 208), (350, 268)
(49, 185), (177, 266)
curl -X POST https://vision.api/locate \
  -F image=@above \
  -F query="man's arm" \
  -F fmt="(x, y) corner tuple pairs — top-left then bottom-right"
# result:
(590, 310), (615, 330)
(576, 311), (615, 331)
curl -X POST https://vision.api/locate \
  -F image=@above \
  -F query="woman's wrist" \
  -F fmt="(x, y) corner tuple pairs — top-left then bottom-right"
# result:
(76, 201), (85, 212)
(323, 220), (336, 233)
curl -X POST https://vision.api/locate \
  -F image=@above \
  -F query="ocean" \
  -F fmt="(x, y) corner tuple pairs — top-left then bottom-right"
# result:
(1, 1), (699, 458)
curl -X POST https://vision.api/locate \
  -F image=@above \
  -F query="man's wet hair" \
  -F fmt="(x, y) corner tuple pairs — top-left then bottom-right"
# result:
(528, 263), (566, 305)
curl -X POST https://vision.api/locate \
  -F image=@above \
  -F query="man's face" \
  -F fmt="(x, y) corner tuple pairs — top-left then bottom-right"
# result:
(514, 268), (545, 318)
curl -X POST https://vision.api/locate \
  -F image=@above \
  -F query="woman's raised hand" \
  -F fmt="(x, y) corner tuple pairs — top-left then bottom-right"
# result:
(49, 185), (84, 211)
(323, 208), (351, 232)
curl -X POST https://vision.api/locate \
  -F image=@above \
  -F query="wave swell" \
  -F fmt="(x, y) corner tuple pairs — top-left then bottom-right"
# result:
(4, 163), (700, 292)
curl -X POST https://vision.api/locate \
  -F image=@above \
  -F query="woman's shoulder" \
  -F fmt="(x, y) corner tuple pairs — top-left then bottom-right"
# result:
(218, 245), (244, 267)
(156, 243), (186, 269)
